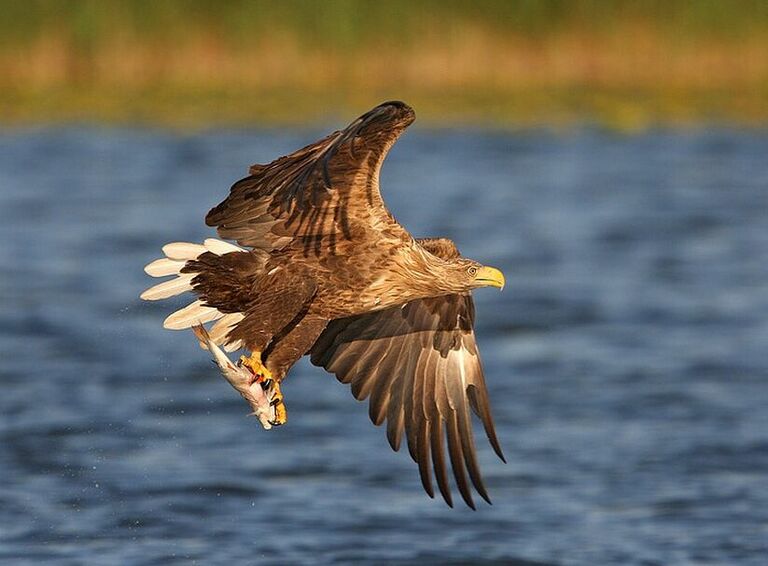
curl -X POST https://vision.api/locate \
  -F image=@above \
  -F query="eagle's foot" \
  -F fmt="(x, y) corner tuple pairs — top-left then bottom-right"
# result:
(238, 352), (272, 382)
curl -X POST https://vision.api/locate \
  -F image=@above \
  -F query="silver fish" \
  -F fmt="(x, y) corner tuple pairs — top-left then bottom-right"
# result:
(192, 324), (275, 430)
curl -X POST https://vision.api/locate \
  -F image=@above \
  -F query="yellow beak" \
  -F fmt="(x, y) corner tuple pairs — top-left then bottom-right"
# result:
(475, 266), (505, 289)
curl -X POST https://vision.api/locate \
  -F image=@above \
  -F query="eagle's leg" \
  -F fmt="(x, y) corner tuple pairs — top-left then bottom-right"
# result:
(226, 275), (320, 427)
(260, 315), (329, 428)
(238, 352), (287, 426)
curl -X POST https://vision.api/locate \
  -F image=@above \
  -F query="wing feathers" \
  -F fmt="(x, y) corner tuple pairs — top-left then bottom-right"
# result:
(402, 348), (420, 465)
(386, 374), (405, 452)
(446, 409), (475, 510)
(311, 293), (503, 508)
(205, 102), (415, 252)
(467, 384), (506, 463)
(430, 418), (453, 507)
(454, 390), (491, 505)
(368, 362), (395, 426)
(416, 418), (434, 498)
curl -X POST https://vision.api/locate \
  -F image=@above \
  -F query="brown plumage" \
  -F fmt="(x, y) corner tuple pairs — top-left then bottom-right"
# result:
(141, 101), (506, 508)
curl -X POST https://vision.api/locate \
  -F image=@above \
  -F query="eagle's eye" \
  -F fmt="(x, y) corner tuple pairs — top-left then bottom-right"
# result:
(467, 266), (478, 276)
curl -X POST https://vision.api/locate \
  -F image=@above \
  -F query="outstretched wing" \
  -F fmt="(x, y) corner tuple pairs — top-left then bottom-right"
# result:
(206, 101), (415, 254)
(309, 293), (505, 509)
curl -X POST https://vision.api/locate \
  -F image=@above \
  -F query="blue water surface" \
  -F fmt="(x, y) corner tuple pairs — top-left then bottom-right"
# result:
(0, 125), (766, 565)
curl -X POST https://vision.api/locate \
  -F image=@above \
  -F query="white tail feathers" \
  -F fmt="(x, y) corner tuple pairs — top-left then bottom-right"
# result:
(144, 258), (187, 277)
(209, 313), (245, 342)
(222, 339), (244, 352)
(141, 242), (202, 302)
(202, 313), (245, 352)
(141, 239), (245, 301)
(141, 239), (246, 352)
(163, 300), (224, 330)
(162, 242), (207, 260)
(204, 238), (243, 255)
(140, 273), (195, 301)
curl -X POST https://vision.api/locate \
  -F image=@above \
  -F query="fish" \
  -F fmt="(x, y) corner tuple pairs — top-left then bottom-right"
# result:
(192, 324), (276, 430)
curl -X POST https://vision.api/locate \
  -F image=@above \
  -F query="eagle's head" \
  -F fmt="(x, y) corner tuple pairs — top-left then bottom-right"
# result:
(411, 241), (505, 295)
(453, 259), (505, 291)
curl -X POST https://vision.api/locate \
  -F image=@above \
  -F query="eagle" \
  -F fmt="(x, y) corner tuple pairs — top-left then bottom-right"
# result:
(141, 101), (506, 508)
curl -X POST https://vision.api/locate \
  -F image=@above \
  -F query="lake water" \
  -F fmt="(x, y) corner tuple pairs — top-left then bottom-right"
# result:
(0, 126), (766, 565)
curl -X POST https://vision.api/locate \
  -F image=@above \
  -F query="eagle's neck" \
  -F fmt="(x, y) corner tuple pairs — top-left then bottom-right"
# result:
(364, 243), (463, 309)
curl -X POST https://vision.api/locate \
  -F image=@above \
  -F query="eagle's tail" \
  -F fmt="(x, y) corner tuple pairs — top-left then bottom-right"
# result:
(140, 238), (246, 352)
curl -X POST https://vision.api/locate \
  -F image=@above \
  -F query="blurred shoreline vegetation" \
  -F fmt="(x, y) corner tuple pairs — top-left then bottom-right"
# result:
(1, 0), (767, 128)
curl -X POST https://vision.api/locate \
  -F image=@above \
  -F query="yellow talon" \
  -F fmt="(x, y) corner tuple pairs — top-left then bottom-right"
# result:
(268, 381), (288, 426)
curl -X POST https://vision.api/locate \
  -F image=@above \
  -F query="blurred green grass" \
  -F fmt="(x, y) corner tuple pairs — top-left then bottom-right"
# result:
(4, 0), (768, 46)
(1, 0), (767, 126)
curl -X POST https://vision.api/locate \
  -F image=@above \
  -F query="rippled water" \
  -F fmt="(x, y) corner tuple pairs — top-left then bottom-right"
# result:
(1, 126), (767, 565)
